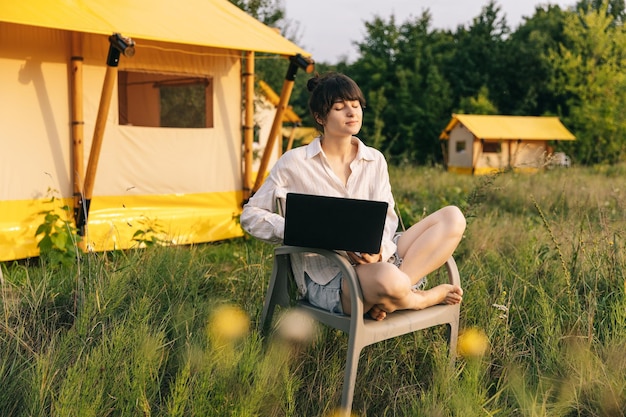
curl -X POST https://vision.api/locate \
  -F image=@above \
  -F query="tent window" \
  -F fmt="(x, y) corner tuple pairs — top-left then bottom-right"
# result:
(483, 141), (501, 153)
(118, 71), (214, 128)
(455, 141), (466, 153)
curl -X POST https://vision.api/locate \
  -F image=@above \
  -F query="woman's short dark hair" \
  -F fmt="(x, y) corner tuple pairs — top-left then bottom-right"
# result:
(306, 72), (366, 131)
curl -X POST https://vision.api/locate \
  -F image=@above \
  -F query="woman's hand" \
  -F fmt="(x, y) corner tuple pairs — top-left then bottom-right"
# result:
(347, 251), (382, 265)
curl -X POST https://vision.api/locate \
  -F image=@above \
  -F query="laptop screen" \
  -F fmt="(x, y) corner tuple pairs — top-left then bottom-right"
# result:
(283, 193), (388, 253)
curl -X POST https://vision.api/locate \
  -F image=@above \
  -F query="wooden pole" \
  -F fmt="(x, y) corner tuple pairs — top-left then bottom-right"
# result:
(252, 78), (294, 193)
(242, 51), (255, 202)
(78, 34), (134, 235)
(83, 64), (116, 201)
(252, 54), (315, 194)
(70, 32), (85, 237)
(252, 54), (313, 194)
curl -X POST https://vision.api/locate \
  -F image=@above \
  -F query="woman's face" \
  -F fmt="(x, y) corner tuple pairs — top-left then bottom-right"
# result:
(319, 99), (363, 137)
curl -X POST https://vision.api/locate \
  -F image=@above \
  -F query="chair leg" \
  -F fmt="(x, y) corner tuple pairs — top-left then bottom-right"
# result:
(260, 298), (277, 336)
(339, 340), (362, 416)
(260, 257), (288, 335)
(447, 317), (459, 368)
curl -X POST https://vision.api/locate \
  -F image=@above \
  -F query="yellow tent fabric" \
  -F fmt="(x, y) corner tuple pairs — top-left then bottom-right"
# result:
(0, 0), (309, 56)
(440, 114), (576, 141)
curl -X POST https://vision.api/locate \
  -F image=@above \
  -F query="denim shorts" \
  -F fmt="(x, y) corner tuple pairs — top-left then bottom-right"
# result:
(304, 271), (344, 314)
(388, 232), (403, 267)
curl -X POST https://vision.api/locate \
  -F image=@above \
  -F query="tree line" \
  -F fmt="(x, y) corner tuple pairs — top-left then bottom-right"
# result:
(234, 0), (626, 166)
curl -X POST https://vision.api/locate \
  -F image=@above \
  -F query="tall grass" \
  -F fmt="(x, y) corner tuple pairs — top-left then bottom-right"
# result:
(1, 164), (624, 416)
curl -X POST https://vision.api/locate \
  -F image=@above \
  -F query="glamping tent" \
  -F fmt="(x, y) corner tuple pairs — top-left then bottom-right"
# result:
(0, 0), (311, 261)
(439, 114), (576, 175)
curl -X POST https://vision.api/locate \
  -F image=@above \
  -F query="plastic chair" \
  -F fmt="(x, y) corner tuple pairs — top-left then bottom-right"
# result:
(260, 245), (461, 415)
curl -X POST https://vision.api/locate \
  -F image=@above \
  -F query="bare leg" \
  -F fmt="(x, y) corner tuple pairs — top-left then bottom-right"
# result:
(340, 262), (463, 321)
(340, 206), (465, 320)
(397, 206), (466, 285)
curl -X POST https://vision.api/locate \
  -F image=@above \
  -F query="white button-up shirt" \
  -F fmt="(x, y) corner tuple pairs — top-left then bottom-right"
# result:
(240, 136), (399, 295)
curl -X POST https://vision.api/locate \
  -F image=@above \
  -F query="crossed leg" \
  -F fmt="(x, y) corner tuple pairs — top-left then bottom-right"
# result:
(341, 205), (466, 320)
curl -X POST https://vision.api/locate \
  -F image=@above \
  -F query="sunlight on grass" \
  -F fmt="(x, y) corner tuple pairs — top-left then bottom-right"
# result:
(1, 164), (624, 416)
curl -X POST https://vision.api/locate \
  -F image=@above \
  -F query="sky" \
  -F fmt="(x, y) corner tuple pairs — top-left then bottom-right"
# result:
(283, 0), (576, 63)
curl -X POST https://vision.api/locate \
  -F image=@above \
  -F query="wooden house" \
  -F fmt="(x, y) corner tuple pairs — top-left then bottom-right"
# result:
(439, 114), (575, 175)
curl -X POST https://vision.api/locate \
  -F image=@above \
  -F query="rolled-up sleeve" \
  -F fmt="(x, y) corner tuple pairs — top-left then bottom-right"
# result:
(240, 205), (285, 244)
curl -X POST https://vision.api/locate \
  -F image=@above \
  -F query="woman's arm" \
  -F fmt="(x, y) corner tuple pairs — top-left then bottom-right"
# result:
(240, 176), (286, 244)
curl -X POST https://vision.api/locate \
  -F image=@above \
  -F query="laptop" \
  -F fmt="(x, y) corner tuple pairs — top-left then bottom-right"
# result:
(283, 193), (388, 253)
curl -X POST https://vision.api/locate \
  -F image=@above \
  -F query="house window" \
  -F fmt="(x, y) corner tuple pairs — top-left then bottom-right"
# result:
(118, 71), (214, 128)
(455, 141), (466, 153)
(482, 141), (501, 153)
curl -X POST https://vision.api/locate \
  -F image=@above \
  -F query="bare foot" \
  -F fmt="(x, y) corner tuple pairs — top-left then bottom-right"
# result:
(412, 284), (463, 309)
(367, 305), (387, 321)
(368, 285), (462, 319)
(441, 285), (463, 304)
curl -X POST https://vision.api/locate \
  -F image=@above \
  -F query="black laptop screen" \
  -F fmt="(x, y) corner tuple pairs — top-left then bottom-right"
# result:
(283, 193), (388, 253)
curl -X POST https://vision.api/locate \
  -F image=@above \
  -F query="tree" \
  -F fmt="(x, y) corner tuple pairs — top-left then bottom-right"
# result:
(242, 0), (626, 166)
(229, 0), (284, 26)
(349, 14), (406, 157)
(548, 0), (626, 164)
(349, 13), (453, 164)
(456, 86), (498, 114)
(441, 1), (510, 112)
(575, 0), (626, 23)
(499, 5), (570, 116)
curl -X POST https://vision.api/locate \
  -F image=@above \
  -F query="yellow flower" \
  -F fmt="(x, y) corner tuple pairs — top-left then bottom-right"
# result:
(207, 304), (250, 343)
(457, 327), (489, 358)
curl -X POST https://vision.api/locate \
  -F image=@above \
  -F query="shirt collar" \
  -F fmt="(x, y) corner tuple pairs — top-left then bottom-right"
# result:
(306, 136), (376, 161)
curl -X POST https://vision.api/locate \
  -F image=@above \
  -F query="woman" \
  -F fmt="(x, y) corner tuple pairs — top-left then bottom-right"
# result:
(241, 72), (464, 321)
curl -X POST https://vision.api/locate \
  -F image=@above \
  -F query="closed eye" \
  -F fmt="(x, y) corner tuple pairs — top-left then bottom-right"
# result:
(333, 100), (360, 111)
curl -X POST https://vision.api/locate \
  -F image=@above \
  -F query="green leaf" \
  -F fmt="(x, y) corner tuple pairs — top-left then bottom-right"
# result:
(51, 232), (67, 250)
(35, 223), (50, 237)
(38, 235), (53, 252)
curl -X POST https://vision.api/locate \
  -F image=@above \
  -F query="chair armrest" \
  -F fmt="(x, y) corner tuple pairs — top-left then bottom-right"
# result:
(274, 246), (366, 318)
(444, 256), (461, 287)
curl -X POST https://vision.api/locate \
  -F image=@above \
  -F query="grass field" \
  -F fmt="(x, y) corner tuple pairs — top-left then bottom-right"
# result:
(1, 164), (625, 416)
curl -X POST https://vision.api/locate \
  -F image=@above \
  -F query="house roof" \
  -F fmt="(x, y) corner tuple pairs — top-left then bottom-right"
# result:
(440, 114), (576, 141)
(0, 0), (309, 56)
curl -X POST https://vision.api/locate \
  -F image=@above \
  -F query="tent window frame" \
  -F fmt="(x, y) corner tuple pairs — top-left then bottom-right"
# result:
(118, 71), (214, 128)
(482, 141), (501, 153)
